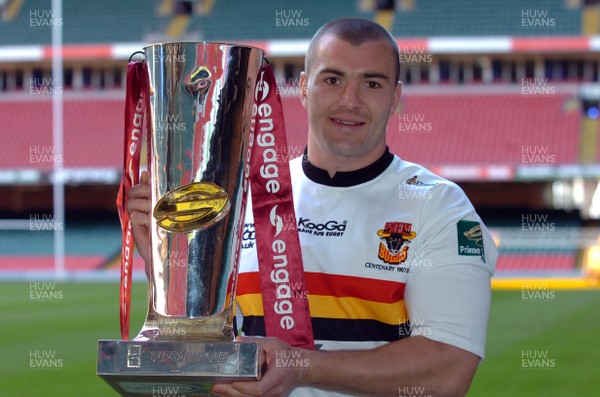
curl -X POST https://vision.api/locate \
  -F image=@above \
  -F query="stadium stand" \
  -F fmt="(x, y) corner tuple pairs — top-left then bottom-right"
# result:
(486, 209), (584, 273)
(0, 95), (123, 169)
(0, 0), (157, 44)
(0, 91), (584, 169)
(390, 0), (581, 37)
(0, 0), (586, 45)
(0, 221), (126, 272)
(391, 92), (582, 166)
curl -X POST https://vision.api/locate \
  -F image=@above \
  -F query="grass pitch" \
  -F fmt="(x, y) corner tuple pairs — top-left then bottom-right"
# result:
(1, 282), (599, 396)
(469, 289), (600, 396)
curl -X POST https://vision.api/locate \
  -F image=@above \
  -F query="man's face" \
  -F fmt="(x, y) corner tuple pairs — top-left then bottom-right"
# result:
(300, 34), (401, 166)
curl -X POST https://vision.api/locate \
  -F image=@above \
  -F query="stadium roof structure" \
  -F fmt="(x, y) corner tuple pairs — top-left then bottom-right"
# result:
(1, 35), (600, 63)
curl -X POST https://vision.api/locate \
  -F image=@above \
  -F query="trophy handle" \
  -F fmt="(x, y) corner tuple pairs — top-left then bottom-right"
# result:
(128, 51), (145, 63)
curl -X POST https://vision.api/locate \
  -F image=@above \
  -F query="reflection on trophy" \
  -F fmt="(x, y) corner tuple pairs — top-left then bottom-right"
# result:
(98, 42), (264, 396)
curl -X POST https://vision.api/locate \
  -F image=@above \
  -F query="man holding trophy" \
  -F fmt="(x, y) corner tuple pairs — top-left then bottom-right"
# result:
(120, 17), (497, 397)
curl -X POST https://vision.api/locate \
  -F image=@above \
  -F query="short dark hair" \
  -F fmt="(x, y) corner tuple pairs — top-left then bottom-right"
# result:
(305, 17), (400, 83)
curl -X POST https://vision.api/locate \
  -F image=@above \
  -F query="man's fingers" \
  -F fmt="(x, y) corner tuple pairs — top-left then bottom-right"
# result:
(140, 170), (150, 184)
(128, 184), (150, 200)
(212, 383), (255, 397)
(130, 209), (150, 227)
(128, 171), (150, 200)
(230, 380), (265, 396)
(127, 197), (151, 215)
(127, 174), (151, 217)
(235, 336), (265, 343)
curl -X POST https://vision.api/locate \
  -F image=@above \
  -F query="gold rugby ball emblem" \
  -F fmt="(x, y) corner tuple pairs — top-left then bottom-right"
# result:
(153, 182), (230, 232)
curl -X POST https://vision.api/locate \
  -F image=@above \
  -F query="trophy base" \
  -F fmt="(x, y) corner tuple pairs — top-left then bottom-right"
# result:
(97, 340), (261, 397)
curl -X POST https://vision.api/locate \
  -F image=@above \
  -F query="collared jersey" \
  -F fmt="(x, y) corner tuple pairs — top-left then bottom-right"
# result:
(236, 152), (497, 397)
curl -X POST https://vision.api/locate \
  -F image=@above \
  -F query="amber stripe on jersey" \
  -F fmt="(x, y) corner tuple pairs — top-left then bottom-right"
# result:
(237, 293), (406, 325)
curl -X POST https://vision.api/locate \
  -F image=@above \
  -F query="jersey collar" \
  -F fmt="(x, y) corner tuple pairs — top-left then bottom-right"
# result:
(301, 146), (394, 187)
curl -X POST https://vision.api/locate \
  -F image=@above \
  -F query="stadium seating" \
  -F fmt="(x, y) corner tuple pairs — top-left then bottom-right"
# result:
(0, 96), (123, 169)
(0, 0), (158, 45)
(0, 0), (584, 46)
(496, 253), (576, 272)
(389, 92), (582, 166)
(0, 221), (139, 272)
(0, 91), (582, 169)
(388, 0), (581, 37)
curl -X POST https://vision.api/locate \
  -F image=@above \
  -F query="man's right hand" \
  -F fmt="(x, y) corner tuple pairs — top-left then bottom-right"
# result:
(127, 170), (152, 267)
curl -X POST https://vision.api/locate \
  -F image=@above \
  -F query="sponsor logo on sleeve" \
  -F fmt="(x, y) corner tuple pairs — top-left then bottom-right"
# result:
(457, 220), (486, 263)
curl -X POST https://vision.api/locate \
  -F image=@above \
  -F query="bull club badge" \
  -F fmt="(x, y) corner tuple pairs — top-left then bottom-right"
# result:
(377, 221), (416, 264)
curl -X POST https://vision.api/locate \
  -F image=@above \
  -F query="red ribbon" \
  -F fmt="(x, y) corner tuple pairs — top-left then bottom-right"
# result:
(117, 61), (150, 340)
(250, 64), (315, 349)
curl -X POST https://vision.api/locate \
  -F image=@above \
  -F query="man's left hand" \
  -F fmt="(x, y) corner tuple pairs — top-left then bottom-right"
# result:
(212, 336), (308, 397)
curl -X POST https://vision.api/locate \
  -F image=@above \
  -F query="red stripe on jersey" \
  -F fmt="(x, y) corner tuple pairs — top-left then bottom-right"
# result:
(237, 272), (405, 304)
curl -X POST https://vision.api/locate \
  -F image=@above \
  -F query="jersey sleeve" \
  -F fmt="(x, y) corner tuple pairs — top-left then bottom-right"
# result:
(404, 182), (498, 359)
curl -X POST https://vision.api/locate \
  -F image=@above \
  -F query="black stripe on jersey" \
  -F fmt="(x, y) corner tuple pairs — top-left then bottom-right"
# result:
(241, 315), (411, 342)
(302, 146), (394, 187)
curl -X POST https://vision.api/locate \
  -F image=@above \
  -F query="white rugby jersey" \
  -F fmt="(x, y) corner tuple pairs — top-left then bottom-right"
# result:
(236, 149), (497, 397)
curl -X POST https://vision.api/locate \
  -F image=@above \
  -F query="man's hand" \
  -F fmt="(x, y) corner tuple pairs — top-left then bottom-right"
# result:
(212, 336), (307, 397)
(213, 335), (478, 397)
(127, 170), (151, 267)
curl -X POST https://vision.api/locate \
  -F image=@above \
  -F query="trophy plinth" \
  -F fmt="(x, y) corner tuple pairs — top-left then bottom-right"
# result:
(98, 340), (260, 397)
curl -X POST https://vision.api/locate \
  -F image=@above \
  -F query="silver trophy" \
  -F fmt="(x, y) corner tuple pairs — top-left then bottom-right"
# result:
(98, 42), (264, 396)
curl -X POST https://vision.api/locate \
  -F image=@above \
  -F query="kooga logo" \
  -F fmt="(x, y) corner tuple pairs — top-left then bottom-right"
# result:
(297, 218), (347, 237)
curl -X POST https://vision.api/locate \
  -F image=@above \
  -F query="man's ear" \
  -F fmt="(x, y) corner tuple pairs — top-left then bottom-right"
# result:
(299, 71), (308, 109)
(390, 80), (402, 114)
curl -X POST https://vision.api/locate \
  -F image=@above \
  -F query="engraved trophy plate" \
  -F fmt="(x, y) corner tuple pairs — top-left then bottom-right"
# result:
(97, 340), (260, 396)
(98, 42), (264, 396)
